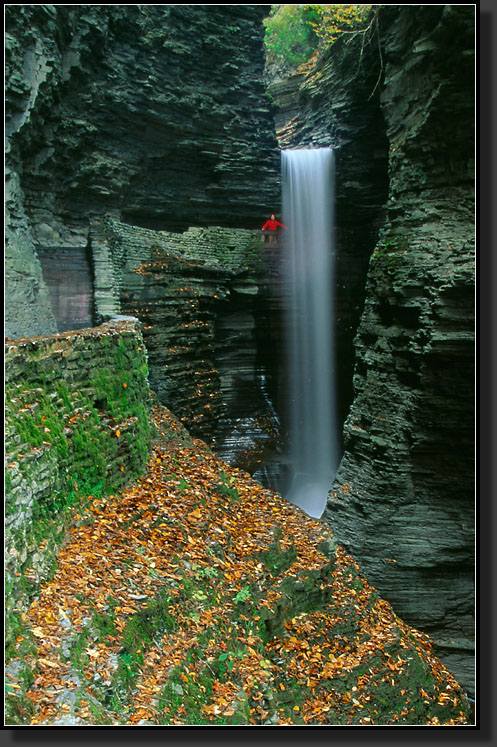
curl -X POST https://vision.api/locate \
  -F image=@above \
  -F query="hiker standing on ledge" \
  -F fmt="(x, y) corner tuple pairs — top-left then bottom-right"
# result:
(261, 214), (288, 243)
(261, 214), (288, 231)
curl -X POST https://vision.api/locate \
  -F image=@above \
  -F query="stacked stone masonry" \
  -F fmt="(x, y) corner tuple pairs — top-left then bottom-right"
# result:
(5, 318), (152, 587)
(90, 218), (277, 451)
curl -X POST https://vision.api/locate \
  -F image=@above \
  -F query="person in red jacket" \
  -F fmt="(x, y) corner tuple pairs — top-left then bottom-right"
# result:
(261, 214), (288, 231)
(261, 214), (288, 243)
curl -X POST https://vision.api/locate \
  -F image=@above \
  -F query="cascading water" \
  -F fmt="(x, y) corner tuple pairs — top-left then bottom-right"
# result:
(281, 148), (338, 518)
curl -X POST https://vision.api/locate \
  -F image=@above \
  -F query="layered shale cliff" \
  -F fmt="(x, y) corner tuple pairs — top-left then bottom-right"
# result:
(268, 5), (475, 694)
(5, 4), (280, 340)
(334, 6), (475, 695)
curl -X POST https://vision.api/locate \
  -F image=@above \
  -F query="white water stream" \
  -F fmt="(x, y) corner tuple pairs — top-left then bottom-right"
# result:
(282, 148), (338, 518)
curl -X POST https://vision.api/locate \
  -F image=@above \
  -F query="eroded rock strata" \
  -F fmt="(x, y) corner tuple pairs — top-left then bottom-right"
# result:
(323, 6), (475, 693)
(267, 18), (390, 434)
(4, 3), (475, 699)
(90, 217), (281, 460)
(5, 4), (279, 339)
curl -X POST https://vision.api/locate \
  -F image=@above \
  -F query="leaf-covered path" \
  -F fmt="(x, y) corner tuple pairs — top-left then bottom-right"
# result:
(6, 407), (470, 726)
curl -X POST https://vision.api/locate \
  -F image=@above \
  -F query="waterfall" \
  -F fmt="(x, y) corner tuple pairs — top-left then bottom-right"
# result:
(281, 148), (338, 518)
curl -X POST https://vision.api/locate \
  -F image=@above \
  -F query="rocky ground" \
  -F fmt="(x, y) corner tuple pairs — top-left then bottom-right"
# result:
(6, 406), (470, 727)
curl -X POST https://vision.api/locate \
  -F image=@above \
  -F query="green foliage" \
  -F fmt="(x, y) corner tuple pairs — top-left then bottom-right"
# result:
(264, 5), (315, 68)
(213, 471), (239, 502)
(233, 586), (251, 604)
(264, 4), (373, 69)
(158, 668), (229, 725)
(5, 668), (36, 725)
(304, 4), (373, 47)
(120, 592), (177, 655)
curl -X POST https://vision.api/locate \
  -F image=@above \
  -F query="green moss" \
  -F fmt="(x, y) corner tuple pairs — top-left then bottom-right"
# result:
(83, 699), (115, 726)
(115, 650), (143, 692)
(372, 234), (406, 263)
(121, 592), (177, 652)
(5, 685), (36, 725)
(6, 349), (150, 511)
(212, 470), (239, 502)
(264, 545), (296, 577)
(371, 238), (412, 296)
(55, 380), (73, 409)
(5, 331), (153, 680)
(91, 612), (119, 641)
(68, 625), (92, 669)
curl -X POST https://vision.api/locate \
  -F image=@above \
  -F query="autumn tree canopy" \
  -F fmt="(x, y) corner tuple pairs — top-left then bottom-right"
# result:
(264, 4), (373, 70)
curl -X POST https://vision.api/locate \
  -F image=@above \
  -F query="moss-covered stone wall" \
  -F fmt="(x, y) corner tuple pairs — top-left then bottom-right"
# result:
(5, 318), (152, 656)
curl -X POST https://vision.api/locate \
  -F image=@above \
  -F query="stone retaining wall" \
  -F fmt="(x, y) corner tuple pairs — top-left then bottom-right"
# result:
(5, 318), (152, 616)
(90, 217), (265, 324)
(89, 218), (270, 443)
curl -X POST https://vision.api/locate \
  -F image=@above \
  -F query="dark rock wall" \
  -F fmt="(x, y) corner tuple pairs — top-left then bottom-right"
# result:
(90, 217), (278, 450)
(267, 5), (475, 694)
(5, 5), (280, 339)
(320, 5), (475, 694)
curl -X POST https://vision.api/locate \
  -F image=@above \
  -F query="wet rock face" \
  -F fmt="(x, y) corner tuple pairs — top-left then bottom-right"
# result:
(5, 4), (280, 338)
(321, 5), (475, 695)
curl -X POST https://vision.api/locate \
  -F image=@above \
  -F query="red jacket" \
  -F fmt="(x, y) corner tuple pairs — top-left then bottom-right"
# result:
(261, 218), (287, 231)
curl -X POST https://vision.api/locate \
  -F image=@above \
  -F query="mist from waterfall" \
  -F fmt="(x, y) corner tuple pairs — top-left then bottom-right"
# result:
(281, 148), (338, 518)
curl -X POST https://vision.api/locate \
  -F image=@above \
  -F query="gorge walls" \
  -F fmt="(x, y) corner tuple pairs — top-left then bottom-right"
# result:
(287, 6), (474, 693)
(4, 0), (287, 524)
(267, 23), (390, 432)
(5, 3), (475, 697)
(5, 4), (280, 340)
(89, 217), (279, 462)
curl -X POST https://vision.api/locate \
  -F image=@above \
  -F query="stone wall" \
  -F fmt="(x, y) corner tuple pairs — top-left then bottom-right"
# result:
(5, 318), (152, 633)
(89, 218), (279, 453)
(5, 4), (280, 340)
